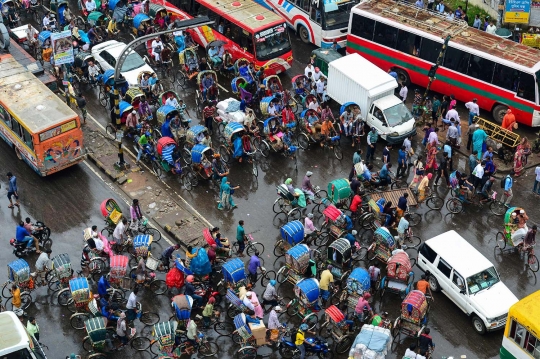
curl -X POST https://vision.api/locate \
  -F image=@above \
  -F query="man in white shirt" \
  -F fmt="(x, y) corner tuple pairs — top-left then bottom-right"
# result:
(268, 102), (277, 116)
(312, 67), (323, 81)
(308, 99), (320, 112)
(113, 218), (128, 243)
(316, 78), (325, 98)
(436, 1), (445, 13)
(304, 63), (313, 77)
(42, 14), (50, 29)
(534, 165), (540, 195)
(151, 37), (164, 62)
(446, 121), (458, 146)
(444, 105), (459, 125)
(35, 249), (52, 284)
(94, 235), (104, 252)
(415, 0), (424, 8)
(85, 0), (97, 13)
(125, 287), (139, 322)
(242, 292), (255, 311)
(486, 21), (497, 35)
(464, 98), (479, 126)
(399, 83), (408, 102)
(165, 94), (179, 108)
(403, 135), (412, 165)
(25, 24), (37, 46)
(87, 61), (100, 82)
(404, 343), (426, 359)
(473, 161), (485, 189)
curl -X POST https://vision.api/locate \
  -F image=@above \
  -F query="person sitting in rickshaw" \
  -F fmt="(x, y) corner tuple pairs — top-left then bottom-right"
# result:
(201, 132), (212, 148)
(199, 57), (209, 71)
(517, 209), (529, 229)
(140, 73), (152, 99)
(222, 49), (235, 74)
(137, 24), (145, 37)
(267, 117), (283, 150)
(87, 60), (101, 83)
(171, 157), (183, 175)
(282, 128), (294, 156)
(285, 178), (299, 199)
(101, 305), (120, 323)
(208, 46), (223, 69)
(151, 37), (164, 64)
(281, 105), (295, 128)
(354, 292), (373, 322)
(138, 97), (152, 121)
(238, 63), (254, 83)
(165, 93), (179, 108)
(295, 81), (307, 100)
(382, 201), (396, 228)
(320, 117), (335, 147)
(269, 80), (280, 95)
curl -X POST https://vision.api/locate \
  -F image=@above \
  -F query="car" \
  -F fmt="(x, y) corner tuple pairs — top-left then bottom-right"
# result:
(417, 230), (518, 335)
(91, 40), (155, 87)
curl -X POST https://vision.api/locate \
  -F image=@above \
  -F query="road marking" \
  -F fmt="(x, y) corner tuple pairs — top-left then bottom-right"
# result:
(217, 83), (228, 93)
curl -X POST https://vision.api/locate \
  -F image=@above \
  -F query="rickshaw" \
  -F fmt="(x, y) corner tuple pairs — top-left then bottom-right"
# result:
(291, 75), (309, 109)
(225, 288), (248, 319)
(234, 58), (255, 83)
(49, 0), (68, 26)
(108, 255), (131, 291)
(445, 171), (506, 215)
(82, 316), (151, 355)
(392, 290), (430, 344)
(47, 253), (74, 293)
(188, 144), (215, 186)
(129, 235), (168, 294)
(379, 251), (415, 299)
(495, 207), (538, 272)
(348, 325), (392, 359)
(219, 122), (257, 176)
(109, 0), (133, 26)
(296, 109), (321, 150)
(100, 198), (123, 229)
(263, 75), (283, 96)
(1, 259), (34, 310)
(156, 104), (181, 133)
(327, 178), (351, 209)
(71, 51), (99, 87)
(256, 116), (298, 159)
(148, 3), (167, 27)
(274, 220), (305, 258)
(326, 238), (353, 286)
(177, 46), (199, 87)
(232, 313), (273, 358)
(77, 0), (101, 17)
(196, 70), (220, 114)
(181, 125), (208, 163)
(37, 30), (52, 66)
(97, 69), (115, 108)
(335, 267), (371, 310)
(231, 76), (250, 96)
(276, 244), (315, 285)
(152, 318), (218, 357)
(131, 13), (151, 40)
(317, 204), (348, 244)
(203, 228), (231, 264)
(61, 277), (100, 330)
(155, 136), (196, 188)
(311, 48), (342, 77)
(272, 184), (303, 221)
(118, 101), (133, 125)
(285, 278), (320, 329)
(259, 95), (284, 118)
(319, 305), (361, 354)
(124, 87), (145, 112)
(218, 258), (247, 295)
(366, 227), (396, 264)
(86, 11), (110, 29)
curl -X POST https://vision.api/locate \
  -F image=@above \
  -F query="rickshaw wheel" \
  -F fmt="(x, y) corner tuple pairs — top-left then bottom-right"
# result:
(182, 148), (192, 164)
(199, 341), (219, 357)
(495, 231), (506, 250)
(235, 346), (257, 359)
(70, 313), (91, 330)
(526, 252), (539, 272)
(189, 171), (200, 187)
(277, 267), (290, 284)
(352, 246), (368, 262)
(279, 346), (295, 359)
(286, 299), (298, 316)
(131, 336), (151, 351)
(151, 160), (162, 177)
(98, 91), (108, 107)
(314, 231), (329, 247)
(149, 279), (167, 295)
(88, 354), (107, 359)
(408, 213), (422, 227)
(219, 145), (230, 163)
(232, 332), (243, 344)
(82, 336), (93, 352)
(426, 196), (444, 210)
(47, 276), (61, 293)
(252, 160), (258, 177)
(273, 240), (285, 258)
(217, 122), (226, 135)
(319, 350), (333, 359)
(366, 244), (378, 262)
(214, 321), (234, 335)
(446, 198), (463, 214)
(175, 71), (186, 87)
(335, 335), (354, 354)
(144, 227), (162, 242)
(76, 16), (85, 28)
(227, 305), (242, 319)
(318, 321), (331, 338)
(246, 242), (264, 256)
(67, 298), (77, 313)
(260, 141), (270, 158)
(490, 200), (506, 216)
(391, 179), (403, 189)
(57, 288), (70, 306)
(287, 208), (301, 221)
(260, 270), (276, 287)
(181, 172), (193, 191)
(297, 133), (309, 150)
(333, 145), (343, 160)
(140, 311), (160, 325)
(272, 197), (285, 214)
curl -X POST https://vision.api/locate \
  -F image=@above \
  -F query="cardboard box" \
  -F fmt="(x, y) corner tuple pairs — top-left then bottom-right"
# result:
(249, 322), (266, 339)
(255, 338), (267, 346)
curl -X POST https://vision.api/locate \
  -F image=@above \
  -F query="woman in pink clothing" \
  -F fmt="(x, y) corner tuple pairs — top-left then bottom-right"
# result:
(249, 291), (264, 318)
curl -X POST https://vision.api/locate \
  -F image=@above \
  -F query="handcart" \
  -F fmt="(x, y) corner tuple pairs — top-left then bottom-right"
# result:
(285, 278), (320, 329)
(380, 251), (415, 299)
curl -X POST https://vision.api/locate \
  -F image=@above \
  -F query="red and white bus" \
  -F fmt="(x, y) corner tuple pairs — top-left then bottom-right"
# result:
(162, 0), (293, 74)
(347, 0), (540, 126)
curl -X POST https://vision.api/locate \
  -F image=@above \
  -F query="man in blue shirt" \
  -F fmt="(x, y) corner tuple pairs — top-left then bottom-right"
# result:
(236, 220), (246, 257)
(185, 275), (203, 307)
(202, 73), (214, 101)
(379, 163), (392, 186)
(97, 275), (111, 297)
(345, 230), (357, 247)
(7, 172), (19, 208)
(161, 116), (174, 138)
(397, 146), (407, 178)
(15, 221), (39, 252)
(397, 193), (408, 219)
(503, 171), (514, 207)
(248, 251), (261, 286)
(388, 68), (398, 80)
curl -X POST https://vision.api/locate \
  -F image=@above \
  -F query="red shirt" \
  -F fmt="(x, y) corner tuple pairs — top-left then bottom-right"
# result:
(207, 248), (216, 262)
(282, 108), (294, 125)
(203, 106), (215, 119)
(350, 195), (362, 212)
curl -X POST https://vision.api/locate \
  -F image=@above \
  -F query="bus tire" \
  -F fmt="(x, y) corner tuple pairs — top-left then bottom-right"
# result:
(298, 25), (310, 44)
(492, 104), (508, 124)
(395, 68), (410, 87)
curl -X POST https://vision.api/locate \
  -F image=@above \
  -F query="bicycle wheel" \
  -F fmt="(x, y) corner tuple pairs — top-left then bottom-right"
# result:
(297, 133), (309, 150)
(98, 91), (108, 107)
(426, 196), (444, 210)
(274, 241), (285, 258)
(82, 336), (93, 352)
(227, 305), (242, 319)
(314, 231), (330, 247)
(495, 231), (506, 250)
(527, 252), (539, 272)
(214, 321), (234, 335)
(149, 280), (167, 295)
(490, 200), (506, 216)
(408, 212), (422, 227)
(277, 267), (290, 284)
(67, 298), (77, 313)
(352, 246), (368, 262)
(57, 288), (70, 306)
(182, 173), (193, 191)
(279, 346), (296, 359)
(446, 198), (463, 214)
(272, 198), (285, 214)
(333, 145), (343, 160)
(10, 292), (32, 310)
(246, 242), (264, 256)
(235, 346), (256, 359)
(151, 160), (162, 177)
(261, 270), (276, 287)
(48, 276), (62, 293)
(70, 313), (91, 330)
(140, 311), (160, 325)
(105, 124), (116, 139)
(144, 227), (162, 242)
(199, 341), (219, 357)
(305, 313), (319, 329)
(336, 335), (354, 354)
(131, 336), (151, 351)
(286, 301), (298, 316)
(391, 179), (403, 189)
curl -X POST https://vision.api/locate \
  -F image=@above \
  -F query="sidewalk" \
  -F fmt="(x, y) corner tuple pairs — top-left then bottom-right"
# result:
(83, 120), (210, 248)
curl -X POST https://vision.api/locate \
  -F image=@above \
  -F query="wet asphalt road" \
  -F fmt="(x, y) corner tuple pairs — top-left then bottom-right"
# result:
(3, 7), (540, 358)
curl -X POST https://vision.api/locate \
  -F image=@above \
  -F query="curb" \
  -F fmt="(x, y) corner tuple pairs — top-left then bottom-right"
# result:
(86, 152), (123, 182)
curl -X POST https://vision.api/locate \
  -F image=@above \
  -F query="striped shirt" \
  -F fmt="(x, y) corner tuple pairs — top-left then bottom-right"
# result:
(203, 106), (215, 119)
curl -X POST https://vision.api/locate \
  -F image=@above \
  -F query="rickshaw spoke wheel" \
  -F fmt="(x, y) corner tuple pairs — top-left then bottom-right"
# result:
(490, 200), (506, 216)
(144, 227), (162, 242)
(227, 305), (242, 319)
(274, 241), (285, 258)
(305, 314), (320, 330)
(352, 246), (368, 262)
(495, 231), (506, 250)
(152, 160), (162, 177)
(199, 341), (219, 356)
(246, 242), (264, 256)
(297, 133), (309, 150)
(57, 288), (70, 306)
(333, 145), (343, 160)
(131, 336), (151, 351)
(286, 300), (298, 316)
(182, 148), (192, 164)
(314, 231), (329, 247)
(232, 332), (243, 344)
(408, 213), (422, 227)
(83, 336), (93, 352)
(189, 171), (199, 187)
(366, 246), (378, 262)
(67, 298), (77, 313)
(446, 198), (463, 214)
(391, 180), (403, 189)
(279, 346), (295, 359)
(527, 253), (539, 272)
(48, 277), (61, 293)
(272, 198), (285, 214)
(260, 141), (270, 157)
(335, 335), (353, 354)
(426, 196), (444, 210)
(405, 236), (422, 248)
(318, 322), (331, 338)
(140, 311), (160, 325)
(149, 280), (167, 295)
(70, 313), (91, 330)
(287, 208), (301, 221)
(261, 270), (276, 287)
(277, 267), (290, 284)
(235, 346), (257, 359)
(214, 321), (234, 335)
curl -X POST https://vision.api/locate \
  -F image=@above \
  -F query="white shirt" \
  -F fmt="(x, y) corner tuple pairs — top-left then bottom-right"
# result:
(242, 296), (255, 311)
(25, 27), (37, 42)
(126, 292), (137, 309)
(308, 101), (320, 111)
(474, 163), (484, 179)
(446, 108), (459, 122)
(313, 71), (322, 81)
(152, 40), (164, 52)
(85, 0), (96, 12)
(486, 24), (497, 34)
(465, 101), (479, 114)
(165, 97), (179, 108)
(404, 349), (426, 359)
(268, 105), (277, 116)
(399, 86), (408, 101)
(403, 138), (412, 152)
(536, 166), (540, 181)
(113, 221), (126, 240)
(43, 16), (50, 27)
(368, 265), (380, 281)
(316, 79), (325, 93)
(304, 65), (314, 77)
(35, 253), (50, 271)
(88, 64), (100, 77)
(94, 237), (104, 251)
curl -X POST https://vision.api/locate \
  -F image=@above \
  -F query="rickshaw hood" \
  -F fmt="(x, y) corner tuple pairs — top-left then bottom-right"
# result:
(468, 282), (518, 318)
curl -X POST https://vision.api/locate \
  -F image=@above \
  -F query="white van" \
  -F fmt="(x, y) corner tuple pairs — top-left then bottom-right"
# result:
(416, 230), (518, 334)
(0, 311), (47, 358)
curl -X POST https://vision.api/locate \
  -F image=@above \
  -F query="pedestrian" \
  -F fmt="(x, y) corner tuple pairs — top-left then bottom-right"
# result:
(436, 0), (445, 13)
(469, 151), (478, 174)
(27, 317), (40, 341)
(428, 127), (439, 146)
(126, 287), (139, 323)
(466, 118), (479, 151)
(431, 95), (441, 125)
(75, 93), (87, 123)
(7, 172), (20, 208)
(116, 312), (129, 348)
(399, 82), (408, 102)
(473, 14), (481, 29)
(403, 135), (414, 166)
(446, 120), (459, 147)
(486, 20), (497, 35)
(514, 144), (525, 176)
(397, 213), (410, 247)
(534, 165), (540, 195)
(409, 156), (424, 189)
(502, 109), (515, 129)
(382, 144), (391, 164)
(388, 67), (397, 79)
(248, 251), (261, 286)
(427, 0), (435, 9)
(11, 284), (25, 317)
(439, 95), (449, 123)
(397, 146), (407, 178)
(502, 171), (514, 207)
(472, 161), (485, 189)
(368, 263), (380, 290)
(425, 141), (438, 173)
(434, 152), (450, 187)
(417, 173), (433, 202)
(202, 102), (216, 132)
(202, 297), (215, 328)
(422, 123), (434, 146)
(396, 192), (408, 219)
(465, 98), (479, 125)
(267, 306), (283, 342)
(365, 127), (378, 163)
(236, 220), (246, 257)
(353, 150), (362, 165)
(472, 127), (488, 160)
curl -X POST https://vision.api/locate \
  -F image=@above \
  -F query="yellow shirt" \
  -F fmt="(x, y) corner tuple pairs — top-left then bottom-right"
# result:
(295, 330), (305, 345)
(319, 270), (334, 291)
(11, 288), (21, 307)
(108, 21), (117, 33)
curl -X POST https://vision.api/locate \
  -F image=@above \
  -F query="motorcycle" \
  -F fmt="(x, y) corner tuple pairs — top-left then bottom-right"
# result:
(10, 221), (52, 257)
(279, 336), (333, 359)
(32, 221), (52, 242)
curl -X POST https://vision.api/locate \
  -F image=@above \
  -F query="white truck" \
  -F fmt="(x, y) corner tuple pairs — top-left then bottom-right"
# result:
(327, 53), (416, 144)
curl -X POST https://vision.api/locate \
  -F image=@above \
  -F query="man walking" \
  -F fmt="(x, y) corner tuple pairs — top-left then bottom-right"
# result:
(236, 220), (246, 257)
(397, 146), (407, 178)
(534, 165), (540, 195)
(502, 171), (514, 207)
(434, 152), (450, 187)
(464, 98), (479, 125)
(365, 127), (378, 163)
(7, 172), (20, 208)
(466, 118), (479, 151)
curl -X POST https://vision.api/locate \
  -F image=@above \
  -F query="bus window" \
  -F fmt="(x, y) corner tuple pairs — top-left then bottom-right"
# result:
(322, 1), (355, 30)
(21, 127), (34, 150)
(492, 63), (518, 92)
(419, 37), (442, 63)
(0, 104), (12, 128)
(310, 3), (320, 25)
(397, 30), (421, 57)
(467, 55), (495, 83)
(443, 46), (470, 74)
(350, 14), (375, 41)
(517, 72), (536, 103)
(10, 118), (23, 137)
(373, 22), (397, 49)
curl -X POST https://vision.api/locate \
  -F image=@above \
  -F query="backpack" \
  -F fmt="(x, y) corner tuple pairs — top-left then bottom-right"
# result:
(501, 175), (508, 189)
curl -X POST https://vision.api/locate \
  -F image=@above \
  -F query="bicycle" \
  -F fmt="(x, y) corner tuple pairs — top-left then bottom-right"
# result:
(495, 233), (539, 272)
(126, 219), (162, 242)
(446, 189), (505, 215)
(248, 266), (277, 287)
(412, 187), (444, 210)
(232, 234), (265, 256)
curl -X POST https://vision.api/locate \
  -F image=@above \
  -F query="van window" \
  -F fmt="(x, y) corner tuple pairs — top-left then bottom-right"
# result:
(0, 104), (12, 128)
(437, 258), (452, 278)
(419, 243), (437, 263)
(3, 348), (33, 359)
(452, 271), (465, 290)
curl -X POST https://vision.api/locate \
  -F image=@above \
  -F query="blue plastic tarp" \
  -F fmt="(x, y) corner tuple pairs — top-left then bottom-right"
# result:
(351, 326), (391, 353)
(189, 247), (211, 275)
(233, 136), (243, 158)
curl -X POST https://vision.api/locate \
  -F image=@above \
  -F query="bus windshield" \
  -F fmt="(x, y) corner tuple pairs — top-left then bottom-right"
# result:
(467, 267), (500, 295)
(383, 102), (413, 126)
(254, 24), (291, 61)
(323, 0), (357, 30)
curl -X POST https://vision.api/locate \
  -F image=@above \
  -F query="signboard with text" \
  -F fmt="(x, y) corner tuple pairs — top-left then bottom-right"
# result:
(51, 30), (74, 65)
(504, 0), (531, 23)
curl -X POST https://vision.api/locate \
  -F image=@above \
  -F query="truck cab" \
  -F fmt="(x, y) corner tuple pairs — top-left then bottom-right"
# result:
(367, 96), (417, 144)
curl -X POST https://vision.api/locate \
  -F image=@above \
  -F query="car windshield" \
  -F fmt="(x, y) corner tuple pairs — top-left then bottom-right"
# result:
(121, 52), (146, 72)
(254, 24), (292, 61)
(323, 0), (358, 30)
(382, 102), (413, 127)
(467, 267), (500, 295)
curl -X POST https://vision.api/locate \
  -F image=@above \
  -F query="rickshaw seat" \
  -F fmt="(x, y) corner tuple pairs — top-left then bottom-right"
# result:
(109, 209), (122, 224)
(269, 132), (283, 142)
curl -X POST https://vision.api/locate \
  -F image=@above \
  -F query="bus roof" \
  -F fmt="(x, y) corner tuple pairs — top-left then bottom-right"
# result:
(0, 55), (78, 134)
(195, 0), (285, 32)
(508, 290), (540, 334)
(353, 0), (540, 69)
(0, 311), (30, 355)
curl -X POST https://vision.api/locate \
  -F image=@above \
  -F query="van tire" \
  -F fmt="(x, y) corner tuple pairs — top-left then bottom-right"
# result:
(298, 26), (310, 44)
(395, 68), (410, 87)
(472, 315), (486, 335)
(428, 275), (440, 292)
(492, 104), (508, 125)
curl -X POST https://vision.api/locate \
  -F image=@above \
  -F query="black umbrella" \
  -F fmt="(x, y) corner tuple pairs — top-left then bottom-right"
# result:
(208, 39), (227, 47)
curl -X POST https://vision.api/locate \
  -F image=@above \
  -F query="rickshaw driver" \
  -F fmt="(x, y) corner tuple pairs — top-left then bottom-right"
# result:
(354, 292), (373, 322)
(418, 327), (435, 356)
(87, 61), (101, 83)
(212, 154), (228, 180)
(319, 265), (334, 302)
(416, 274), (433, 298)
(202, 73), (214, 101)
(262, 280), (279, 307)
(378, 163), (393, 186)
(140, 74), (152, 99)
(344, 230), (357, 248)
(161, 115), (174, 138)
(126, 111), (139, 137)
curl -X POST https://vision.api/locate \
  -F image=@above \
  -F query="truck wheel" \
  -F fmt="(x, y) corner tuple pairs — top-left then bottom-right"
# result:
(472, 315), (486, 335)
(298, 26), (310, 44)
(428, 275), (440, 292)
(491, 104), (508, 124)
(395, 68), (410, 87)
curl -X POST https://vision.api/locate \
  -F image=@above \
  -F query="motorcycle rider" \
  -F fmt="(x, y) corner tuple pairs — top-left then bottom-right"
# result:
(295, 323), (315, 359)
(15, 221), (41, 253)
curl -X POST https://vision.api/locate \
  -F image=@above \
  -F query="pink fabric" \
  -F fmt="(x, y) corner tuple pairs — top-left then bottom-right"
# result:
(251, 292), (264, 318)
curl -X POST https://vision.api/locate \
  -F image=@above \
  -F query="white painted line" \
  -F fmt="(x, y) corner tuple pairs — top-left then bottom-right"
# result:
(217, 83), (229, 93)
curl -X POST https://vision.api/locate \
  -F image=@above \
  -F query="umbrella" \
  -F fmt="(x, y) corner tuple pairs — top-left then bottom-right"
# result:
(208, 39), (227, 48)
